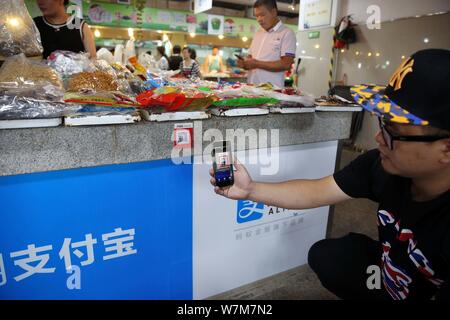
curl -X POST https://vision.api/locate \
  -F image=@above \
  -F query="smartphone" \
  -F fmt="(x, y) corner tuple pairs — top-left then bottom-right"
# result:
(212, 141), (234, 188)
(234, 54), (244, 60)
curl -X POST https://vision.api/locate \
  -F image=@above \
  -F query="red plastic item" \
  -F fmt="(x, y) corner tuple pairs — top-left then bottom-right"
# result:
(137, 90), (187, 111)
(136, 90), (214, 112)
(334, 39), (346, 49)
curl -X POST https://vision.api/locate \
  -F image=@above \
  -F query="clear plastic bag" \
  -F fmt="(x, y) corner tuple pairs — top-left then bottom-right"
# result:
(110, 62), (143, 94)
(94, 59), (116, 75)
(264, 91), (316, 107)
(0, 0), (43, 57)
(124, 40), (136, 63)
(128, 78), (147, 95)
(239, 85), (316, 107)
(138, 52), (154, 69)
(0, 83), (63, 102)
(113, 44), (124, 64)
(94, 59), (133, 94)
(0, 95), (81, 120)
(96, 48), (114, 65)
(0, 53), (64, 100)
(47, 50), (96, 77)
(46, 51), (132, 94)
(67, 70), (121, 92)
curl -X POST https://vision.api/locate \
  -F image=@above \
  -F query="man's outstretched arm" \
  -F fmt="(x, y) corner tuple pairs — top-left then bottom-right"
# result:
(210, 159), (351, 210)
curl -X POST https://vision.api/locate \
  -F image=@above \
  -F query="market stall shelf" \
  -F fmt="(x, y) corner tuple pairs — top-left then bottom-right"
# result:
(315, 105), (362, 112)
(269, 106), (316, 114)
(314, 95), (362, 112)
(210, 108), (269, 117)
(140, 110), (210, 122)
(64, 112), (141, 126)
(0, 117), (62, 129)
(0, 111), (354, 299)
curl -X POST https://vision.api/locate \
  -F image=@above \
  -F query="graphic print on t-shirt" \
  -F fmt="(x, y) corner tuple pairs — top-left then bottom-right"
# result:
(377, 209), (444, 300)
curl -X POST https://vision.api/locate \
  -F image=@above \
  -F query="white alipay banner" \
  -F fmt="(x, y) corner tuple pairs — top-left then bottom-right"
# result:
(193, 141), (338, 299)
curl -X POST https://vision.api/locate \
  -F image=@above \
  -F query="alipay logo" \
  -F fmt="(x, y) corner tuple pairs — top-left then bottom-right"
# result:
(237, 200), (264, 224)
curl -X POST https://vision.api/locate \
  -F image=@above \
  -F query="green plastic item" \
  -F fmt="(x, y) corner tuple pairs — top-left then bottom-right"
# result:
(212, 97), (279, 107)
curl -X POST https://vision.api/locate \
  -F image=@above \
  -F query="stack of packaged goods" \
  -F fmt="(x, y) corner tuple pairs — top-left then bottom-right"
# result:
(210, 83), (279, 109)
(0, 4), (318, 124)
(0, 53), (81, 120)
(136, 86), (218, 113)
(0, 1), (79, 120)
(246, 84), (315, 109)
(135, 74), (316, 116)
(207, 82), (316, 116)
(47, 51), (140, 115)
(136, 76), (218, 113)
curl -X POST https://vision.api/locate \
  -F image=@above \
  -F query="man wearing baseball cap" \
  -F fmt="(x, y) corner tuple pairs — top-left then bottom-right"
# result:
(210, 49), (450, 300)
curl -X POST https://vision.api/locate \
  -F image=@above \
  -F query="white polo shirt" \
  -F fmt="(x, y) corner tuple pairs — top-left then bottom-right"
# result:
(247, 20), (296, 88)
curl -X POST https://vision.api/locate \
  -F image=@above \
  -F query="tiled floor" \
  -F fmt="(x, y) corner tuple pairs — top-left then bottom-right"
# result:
(210, 147), (379, 300)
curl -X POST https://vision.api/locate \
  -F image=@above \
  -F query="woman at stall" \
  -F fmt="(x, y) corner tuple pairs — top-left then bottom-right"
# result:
(34, 0), (96, 59)
(155, 46), (169, 70)
(180, 47), (201, 79)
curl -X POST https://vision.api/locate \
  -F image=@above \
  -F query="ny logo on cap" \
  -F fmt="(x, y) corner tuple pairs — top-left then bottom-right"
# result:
(389, 58), (414, 91)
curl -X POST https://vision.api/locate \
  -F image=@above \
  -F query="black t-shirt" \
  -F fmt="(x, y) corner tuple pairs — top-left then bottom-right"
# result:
(34, 16), (86, 59)
(334, 149), (450, 300)
(168, 55), (183, 71)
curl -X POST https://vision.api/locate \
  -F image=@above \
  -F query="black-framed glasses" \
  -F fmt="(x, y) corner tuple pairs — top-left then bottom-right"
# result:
(378, 118), (449, 150)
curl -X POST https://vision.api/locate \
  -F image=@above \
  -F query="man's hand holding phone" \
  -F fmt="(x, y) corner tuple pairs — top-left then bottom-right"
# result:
(210, 158), (253, 200)
(211, 141), (254, 200)
(236, 57), (245, 69)
(236, 56), (258, 70)
(236, 54), (249, 69)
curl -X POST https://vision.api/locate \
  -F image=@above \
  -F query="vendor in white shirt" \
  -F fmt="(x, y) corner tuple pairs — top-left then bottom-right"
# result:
(238, 0), (296, 88)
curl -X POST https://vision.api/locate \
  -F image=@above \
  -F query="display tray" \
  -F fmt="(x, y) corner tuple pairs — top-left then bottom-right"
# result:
(270, 106), (316, 114)
(209, 108), (269, 117)
(314, 95), (362, 112)
(64, 113), (141, 126)
(139, 110), (210, 122)
(314, 105), (362, 112)
(0, 118), (62, 129)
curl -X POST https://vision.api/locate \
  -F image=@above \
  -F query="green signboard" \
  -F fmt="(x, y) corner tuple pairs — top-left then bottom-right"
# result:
(25, 0), (297, 38)
(308, 31), (321, 39)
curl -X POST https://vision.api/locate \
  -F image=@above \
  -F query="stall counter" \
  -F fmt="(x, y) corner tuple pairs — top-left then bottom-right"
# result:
(0, 112), (353, 299)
